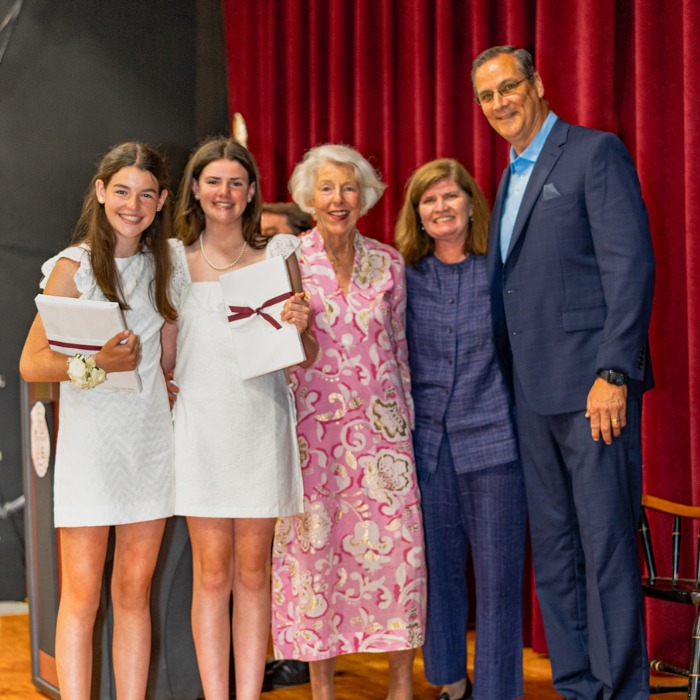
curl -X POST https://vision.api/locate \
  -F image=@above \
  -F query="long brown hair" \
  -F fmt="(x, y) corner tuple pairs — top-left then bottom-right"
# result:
(71, 141), (176, 322)
(394, 158), (490, 266)
(174, 137), (264, 248)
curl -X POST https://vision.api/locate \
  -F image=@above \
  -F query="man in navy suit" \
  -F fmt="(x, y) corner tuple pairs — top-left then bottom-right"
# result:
(472, 46), (655, 699)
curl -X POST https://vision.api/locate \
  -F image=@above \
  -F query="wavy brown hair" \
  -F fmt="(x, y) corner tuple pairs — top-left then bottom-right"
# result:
(174, 137), (264, 249)
(71, 141), (176, 321)
(394, 158), (490, 266)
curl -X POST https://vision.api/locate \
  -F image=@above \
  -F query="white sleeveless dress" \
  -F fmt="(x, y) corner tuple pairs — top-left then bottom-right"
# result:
(41, 245), (174, 527)
(169, 234), (303, 518)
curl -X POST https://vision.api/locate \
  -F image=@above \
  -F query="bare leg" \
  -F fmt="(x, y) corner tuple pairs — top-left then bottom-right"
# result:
(231, 517), (276, 700)
(187, 517), (235, 700)
(387, 649), (415, 700)
(111, 518), (166, 700)
(309, 657), (337, 700)
(54, 526), (110, 700)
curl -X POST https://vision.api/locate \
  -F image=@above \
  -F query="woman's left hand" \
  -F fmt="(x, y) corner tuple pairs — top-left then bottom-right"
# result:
(281, 292), (311, 333)
(163, 368), (179, 410)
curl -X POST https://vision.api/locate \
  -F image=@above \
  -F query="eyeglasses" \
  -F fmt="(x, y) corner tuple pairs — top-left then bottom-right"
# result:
(475, 76), (531, 106)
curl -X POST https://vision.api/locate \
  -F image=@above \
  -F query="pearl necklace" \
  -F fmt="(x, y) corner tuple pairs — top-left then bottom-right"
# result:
(199, 235), (247, 271)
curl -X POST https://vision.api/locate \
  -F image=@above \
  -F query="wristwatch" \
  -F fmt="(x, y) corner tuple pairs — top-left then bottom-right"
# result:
(597, 369), (627, 386)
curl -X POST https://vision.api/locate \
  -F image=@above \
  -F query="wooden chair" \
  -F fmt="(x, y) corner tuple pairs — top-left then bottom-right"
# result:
(639, 494), (700, 698)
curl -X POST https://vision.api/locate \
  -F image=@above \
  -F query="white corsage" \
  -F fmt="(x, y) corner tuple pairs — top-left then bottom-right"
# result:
(66, 353), (106, 389)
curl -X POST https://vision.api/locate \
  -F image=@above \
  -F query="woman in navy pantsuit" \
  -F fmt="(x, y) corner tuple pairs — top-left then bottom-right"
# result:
(395, 159), (526, 700)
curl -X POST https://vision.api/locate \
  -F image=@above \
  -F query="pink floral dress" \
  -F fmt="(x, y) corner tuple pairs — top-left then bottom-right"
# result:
(272, 227), (426, 661)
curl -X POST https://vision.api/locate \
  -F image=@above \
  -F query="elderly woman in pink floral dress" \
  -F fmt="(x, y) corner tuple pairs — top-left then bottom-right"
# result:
(272, 144), (426, 700)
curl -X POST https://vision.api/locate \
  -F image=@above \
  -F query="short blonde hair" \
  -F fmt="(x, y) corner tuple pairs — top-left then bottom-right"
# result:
(288, 144), (386, 216)
(394, 158), (490, 266)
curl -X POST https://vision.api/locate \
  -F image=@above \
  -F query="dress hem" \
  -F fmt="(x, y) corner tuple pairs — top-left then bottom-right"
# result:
(273, 639), (424, 663)
(54, 510), (174, 528)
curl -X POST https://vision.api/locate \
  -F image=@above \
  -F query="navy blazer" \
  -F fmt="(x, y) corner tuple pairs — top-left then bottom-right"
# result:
(488, 118), (655, 416)
(406, 255), (518, 478)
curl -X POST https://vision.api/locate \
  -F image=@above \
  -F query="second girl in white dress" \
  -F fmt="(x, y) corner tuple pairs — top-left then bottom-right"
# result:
(161, 137), (317, 700)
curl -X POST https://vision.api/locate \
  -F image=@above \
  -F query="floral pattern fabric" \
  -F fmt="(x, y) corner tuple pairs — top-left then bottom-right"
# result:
(272, 228), (426, 661)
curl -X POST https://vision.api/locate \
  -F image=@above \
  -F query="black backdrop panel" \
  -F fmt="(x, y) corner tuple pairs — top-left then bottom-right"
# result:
(0, 0), (228, 601)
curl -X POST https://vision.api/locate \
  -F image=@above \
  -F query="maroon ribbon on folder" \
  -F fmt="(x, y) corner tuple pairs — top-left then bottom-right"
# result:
(227, 291), (292, 330)
(49, 339), (102, 352)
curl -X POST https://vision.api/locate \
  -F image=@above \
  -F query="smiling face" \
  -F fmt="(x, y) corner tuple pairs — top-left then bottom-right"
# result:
(473, 52), (548, 154)
(311, 162), (361, 239)
(192, 158), (255, 229)
(418, 177), (473, 248)
(95, 166), (167, 256)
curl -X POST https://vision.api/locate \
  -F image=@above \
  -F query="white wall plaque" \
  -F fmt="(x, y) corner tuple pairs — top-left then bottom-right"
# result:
(30, 401), (51, 478)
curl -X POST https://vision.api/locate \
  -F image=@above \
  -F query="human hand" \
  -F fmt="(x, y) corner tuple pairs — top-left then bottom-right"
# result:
(95, 330), (140, 373)
(585, 378), (627, 445)
(163, 368), (179, 409)
(281, 292), (311, 333)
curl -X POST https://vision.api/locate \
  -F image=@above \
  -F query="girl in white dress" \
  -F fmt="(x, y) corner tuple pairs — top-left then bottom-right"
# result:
(161, 137), (318, 700)
(20, 142), (175, 700)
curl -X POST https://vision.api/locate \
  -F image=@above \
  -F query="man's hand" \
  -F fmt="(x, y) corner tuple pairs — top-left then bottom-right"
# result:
(585, 378), (627, 445)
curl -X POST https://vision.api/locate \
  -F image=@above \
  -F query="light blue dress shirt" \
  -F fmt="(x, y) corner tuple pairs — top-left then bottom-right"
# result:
(499, 111), (558, 262)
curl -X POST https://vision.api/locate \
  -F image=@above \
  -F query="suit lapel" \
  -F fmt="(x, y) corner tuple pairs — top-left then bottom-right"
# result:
(487, 168), (510, 280)
(505, 120), (570, 262)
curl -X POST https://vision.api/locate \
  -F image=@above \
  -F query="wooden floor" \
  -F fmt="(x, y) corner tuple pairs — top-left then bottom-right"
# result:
(0, 611), (688, 699)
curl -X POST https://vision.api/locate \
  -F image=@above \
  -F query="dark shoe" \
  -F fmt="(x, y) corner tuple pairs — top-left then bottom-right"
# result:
(436, 675), (473, 700)
(262, 659), (310, 690)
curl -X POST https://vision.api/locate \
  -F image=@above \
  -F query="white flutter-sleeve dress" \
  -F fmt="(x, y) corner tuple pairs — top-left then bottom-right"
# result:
(169, 234), (303, 518)
(42, 244), (174, 527)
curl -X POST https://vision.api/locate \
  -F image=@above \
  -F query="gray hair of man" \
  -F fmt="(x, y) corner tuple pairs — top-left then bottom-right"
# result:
(471, 45), (536, 95)
(288, 143), (387, 217)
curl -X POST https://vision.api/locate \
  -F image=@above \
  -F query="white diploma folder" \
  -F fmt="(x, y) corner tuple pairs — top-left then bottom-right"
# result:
(34, 294), (142, 392)
(219, 255), (306, 380)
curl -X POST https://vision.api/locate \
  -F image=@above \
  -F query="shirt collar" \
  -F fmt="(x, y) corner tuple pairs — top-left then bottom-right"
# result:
(509, 111), (558, 175)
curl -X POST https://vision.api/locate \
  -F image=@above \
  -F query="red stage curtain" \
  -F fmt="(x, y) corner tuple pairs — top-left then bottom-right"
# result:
(223, 0), (700, 665)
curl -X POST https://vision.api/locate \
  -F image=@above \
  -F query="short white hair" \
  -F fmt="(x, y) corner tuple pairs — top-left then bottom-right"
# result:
(288, 144), (387, 216)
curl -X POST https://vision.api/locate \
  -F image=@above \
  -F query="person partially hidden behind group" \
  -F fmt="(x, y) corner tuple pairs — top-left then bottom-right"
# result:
(260, 201), (313, 238)
(260, 204), (314, 693)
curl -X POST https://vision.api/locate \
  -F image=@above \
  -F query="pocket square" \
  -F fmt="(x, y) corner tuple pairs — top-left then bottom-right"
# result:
(542, 182), (561, 201)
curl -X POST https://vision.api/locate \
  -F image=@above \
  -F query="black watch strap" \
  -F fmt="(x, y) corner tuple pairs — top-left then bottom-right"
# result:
(597, 369), (627, 386)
